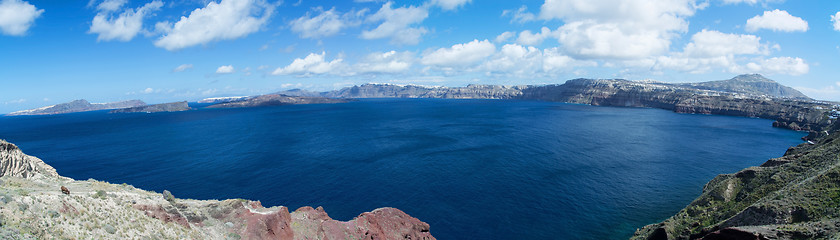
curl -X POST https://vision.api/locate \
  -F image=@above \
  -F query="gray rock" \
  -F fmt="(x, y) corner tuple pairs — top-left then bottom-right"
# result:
(103, 223), (117, 234)
(162, 190), (175, 203)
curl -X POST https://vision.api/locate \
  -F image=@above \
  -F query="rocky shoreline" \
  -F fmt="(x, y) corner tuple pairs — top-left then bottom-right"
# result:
(630, 119), (840, 239)
(0, 139), (435, 239)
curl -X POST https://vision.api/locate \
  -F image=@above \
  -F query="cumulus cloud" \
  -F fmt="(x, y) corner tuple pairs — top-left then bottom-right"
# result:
(653, 30), (807, 76)
(682, 29), (769, 57)
(494, 31), (515, 43)
(272, 52), (344, 76)
(216, 65), (235, 74)
(502, 6), (536, 23)
(721, 0), (783, 5)
(516, 27), (555, 46)
(361, 2), (428, 45)
(290, 7), (364, 39)
(95, 0), (127, 12)
(173, 64), (193, 72)
(745, 57), (809, 76)
(539, 0), (705, 59)
(832, 12), (840, 31)
(154, 0), (275, 51)
(0, 0), (43, 36)
(89, 0), (163, 42)
(421, 39), (496, 67)
(430, 0), (471, 11)
(481, 44), (595, 76)
(354, 50), (414, 74)
(745, 9), (808, 32)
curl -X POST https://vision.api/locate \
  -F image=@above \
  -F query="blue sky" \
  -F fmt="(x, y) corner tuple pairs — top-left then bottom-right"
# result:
(1, 0), (839, 113)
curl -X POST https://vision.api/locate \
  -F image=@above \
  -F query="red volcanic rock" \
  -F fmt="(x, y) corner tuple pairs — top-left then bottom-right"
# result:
(133, 199), (435, 240)
(234, 201), (294, 240)
(292, 206), (435, 240)
(134, 204), (191, 228)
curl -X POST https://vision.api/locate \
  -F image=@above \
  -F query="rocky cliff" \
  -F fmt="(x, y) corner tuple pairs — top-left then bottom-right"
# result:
(518, 78), (831, 131)
(679, 74), (811, 100)
(110, 101), (191, 113)
(286, 75), (830, 132)
(323, 83), (526, 99)
(0, 139), (435, 240)
(7, 99), (146, 116)
(631, 120), (840, 240)
(207, 94), (352, 108)
(0, 140), (59, 178)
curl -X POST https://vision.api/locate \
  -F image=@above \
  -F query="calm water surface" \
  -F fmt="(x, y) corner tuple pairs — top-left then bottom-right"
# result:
(0, 99), (804, 239)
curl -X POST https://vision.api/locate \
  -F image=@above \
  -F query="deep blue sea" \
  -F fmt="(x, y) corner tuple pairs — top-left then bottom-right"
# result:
(0, 99), (804, 239)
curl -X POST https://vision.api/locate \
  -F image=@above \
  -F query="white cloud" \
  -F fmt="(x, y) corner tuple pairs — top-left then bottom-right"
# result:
(494, 31), (515, 43)
(89, 0), (163, 42)
(539, 0), (705, 59)
(745, 57), (809, 76)
(430, 0), (471, 11)
(794, 85), (840, 101)
(154, 0), (275, 51)
(653, 30), (798, 75)
(481, 44), (595, 76)
(355, 50), (414, 74)
(173, 64), (193, 72)
(745, 9), (808, 32)
(143, 87), (155, 94)
(96, 0), (126, 12)
(421, 39), (496, 67)
(216, 65), (235, 74)
(721, 0), (783, 5)
(361, 2), (428, 45)
(290, 7), (364, 39)
(502, 6), (536, 23)
(4, 98), (26, 104)
(832, 12), (840, 31)
(683, 29), (768, 57)
(0, 0), (43, 36)
(272, 52), (344, 76)
(516, 27), (554, 46)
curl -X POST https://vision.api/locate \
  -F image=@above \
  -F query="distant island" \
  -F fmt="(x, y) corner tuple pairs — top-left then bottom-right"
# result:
(205, 94), (352, 108)
(110, 101), (191, 113)
(7, 99), (145, 116)
(271, 74), (835, 133)
(10, 74), (836, 134)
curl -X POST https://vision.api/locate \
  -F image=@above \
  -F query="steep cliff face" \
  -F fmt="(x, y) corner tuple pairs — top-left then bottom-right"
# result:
(520, 79), (832, 131)
(207, 94), (352, 108)
(0, 139), (435, 239)
(631, 120), (840, 240)
(0, 139), (59, 178)
(110, 101), (191, 113)
(7, 99), (146, 116)
(324, 83), (526, 99)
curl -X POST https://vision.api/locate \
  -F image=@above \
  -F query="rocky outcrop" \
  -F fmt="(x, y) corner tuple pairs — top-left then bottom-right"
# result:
(110, 101), (191, 113)
(310, 75), (831, 132)
(324, 83), (526, 99)
(679, 74), (810, 100)
(0, 139), (435, 239)
(207, 94), (352, 108)
(0, 139), (59, 178)
(631, 120), (840, 239)
(518, 78), (832, 132)
(7, 99), (146, 116)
